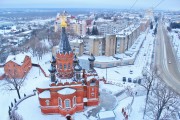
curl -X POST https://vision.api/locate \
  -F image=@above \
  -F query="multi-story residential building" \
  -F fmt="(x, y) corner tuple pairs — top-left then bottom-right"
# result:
(116, 33), (128, 54)
(96, 19), (128, 35)
(70, 39), (84, 56)
(140, 18), (150, 32)
(54, 12), (145, 57)
(70, 20), (87, 36)
(88, 36), (105, 56)
(72, 24), (141, 57)
(105, 34), (116, 56)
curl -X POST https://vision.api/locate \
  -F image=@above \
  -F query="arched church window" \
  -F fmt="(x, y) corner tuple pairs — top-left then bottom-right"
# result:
(68, 63), (71, 69)
(73, 96), (76, 107)
(64, 64), (67, 69)
(58, 98), (62, 108)
(59, 64), (62, 69)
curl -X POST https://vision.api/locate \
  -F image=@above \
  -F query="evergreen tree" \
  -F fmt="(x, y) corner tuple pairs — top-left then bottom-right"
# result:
(86, 27), (91, 35)
(91, 26), (99, 35)
(150, 22), (153, 29)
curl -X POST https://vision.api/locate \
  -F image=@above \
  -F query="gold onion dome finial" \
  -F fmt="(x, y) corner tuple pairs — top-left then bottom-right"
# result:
(61, 16), (67, 28)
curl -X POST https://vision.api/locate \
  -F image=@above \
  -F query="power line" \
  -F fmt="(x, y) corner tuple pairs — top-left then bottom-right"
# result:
(153, 0), (165, 9)
(130, 0), (138, 10)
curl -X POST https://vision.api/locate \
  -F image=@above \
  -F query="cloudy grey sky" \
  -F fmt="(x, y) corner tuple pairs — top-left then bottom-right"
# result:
(1, 0), (180, 10)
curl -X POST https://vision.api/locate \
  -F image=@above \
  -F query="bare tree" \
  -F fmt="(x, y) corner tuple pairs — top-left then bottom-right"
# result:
(29, 36), (39, 57)
(10, 112), (23, 120)
(49, 31), (60, 46)
(2, 72), (26, 99)
(146, 80), (180, 120)
(141, 66), (158, 118)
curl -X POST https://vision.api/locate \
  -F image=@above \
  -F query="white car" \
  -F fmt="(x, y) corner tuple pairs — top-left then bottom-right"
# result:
(168, 60), (171, 64)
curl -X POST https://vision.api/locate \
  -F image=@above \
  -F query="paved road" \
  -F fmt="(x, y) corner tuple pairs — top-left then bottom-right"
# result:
(155, 21), (180, 94)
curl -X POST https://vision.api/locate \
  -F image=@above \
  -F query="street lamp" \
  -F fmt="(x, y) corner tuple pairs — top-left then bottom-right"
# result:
(106, 67), (107, 81)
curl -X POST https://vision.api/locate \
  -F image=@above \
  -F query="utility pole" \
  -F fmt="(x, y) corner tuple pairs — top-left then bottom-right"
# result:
(38, 62), (40, 76)
(106, 67), (107, 81)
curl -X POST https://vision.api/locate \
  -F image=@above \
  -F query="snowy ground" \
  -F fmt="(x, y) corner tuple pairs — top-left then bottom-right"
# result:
(0, 29), (155, 120)
(0, 67), (4, 76)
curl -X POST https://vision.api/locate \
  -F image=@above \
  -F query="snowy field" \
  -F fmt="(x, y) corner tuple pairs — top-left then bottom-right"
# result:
(0, 29), (155, 120)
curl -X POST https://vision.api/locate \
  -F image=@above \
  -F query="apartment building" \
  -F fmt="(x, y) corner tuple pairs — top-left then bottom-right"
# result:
(69, 39), (84, 56)
(96, 20), (128, 35)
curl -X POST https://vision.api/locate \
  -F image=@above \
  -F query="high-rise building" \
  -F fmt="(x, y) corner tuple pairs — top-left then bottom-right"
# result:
(105, 34), (116, 56)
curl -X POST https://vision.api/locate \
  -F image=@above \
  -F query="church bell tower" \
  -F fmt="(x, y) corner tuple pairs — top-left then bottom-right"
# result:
(56, 14), (74, 79)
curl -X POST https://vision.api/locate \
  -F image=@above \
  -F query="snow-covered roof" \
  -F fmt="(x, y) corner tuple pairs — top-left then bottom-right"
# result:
(70, 39), (83, 44)
(79, 55), (119, 63)
(117, 24), (140, 36)
(89, 36), (104, 39)
(98, 111), (115, 119)
(39, 90), (51, 98)
(5, 53), (31, 65)
(96, 18), (113, 22)
(58, 88), (76, 95)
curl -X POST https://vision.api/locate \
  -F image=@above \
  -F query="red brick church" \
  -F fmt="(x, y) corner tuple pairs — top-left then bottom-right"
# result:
(36, 15), (100, 116)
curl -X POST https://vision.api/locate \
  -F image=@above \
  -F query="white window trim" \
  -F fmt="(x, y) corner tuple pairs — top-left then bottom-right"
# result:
(58, 97), (62, 108)
(64, 99), (71, 109)
(45, 100), (50, 106)
(73, 96), (76, 107)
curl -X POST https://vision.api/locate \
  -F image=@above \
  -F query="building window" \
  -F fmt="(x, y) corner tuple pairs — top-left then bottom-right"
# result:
(73, 96), (76, 107)
(59, 98), (62, 108)
(45, 100), (50, 106)
(64, 64), (67, 69)
(65, 99), (70, 108)
(91, 93), (95, 96)
(68, 63), (71, 69)
(59, 64), (62, 69)
(92, 88), (94, 91)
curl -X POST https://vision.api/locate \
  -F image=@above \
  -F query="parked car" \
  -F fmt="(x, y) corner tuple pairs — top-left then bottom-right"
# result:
(122, 77), (126, 82)
(168, 59), (171, 64)
(133, 79), (137, 83)
(129, 70), (133, 74)
(138, 78), (142, 84)
(128, 78), (132, 82)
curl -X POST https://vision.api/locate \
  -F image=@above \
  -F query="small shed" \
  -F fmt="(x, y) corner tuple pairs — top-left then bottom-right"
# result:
(98, 111), (116, 120)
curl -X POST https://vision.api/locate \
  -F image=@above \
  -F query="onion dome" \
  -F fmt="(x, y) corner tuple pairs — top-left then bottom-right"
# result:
(88, 54), (95, 61)
(74, 63), (82, 71)
(73, 55), (79, 63)
(48, 64), (56, 73)
(51, 55), (56, 64)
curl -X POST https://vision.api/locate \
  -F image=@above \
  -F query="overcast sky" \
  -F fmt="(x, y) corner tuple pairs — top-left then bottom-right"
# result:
(1, 0), (180, 10)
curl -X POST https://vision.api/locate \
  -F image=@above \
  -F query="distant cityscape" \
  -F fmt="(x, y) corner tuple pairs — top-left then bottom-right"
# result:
(0, 8), (180, 120)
